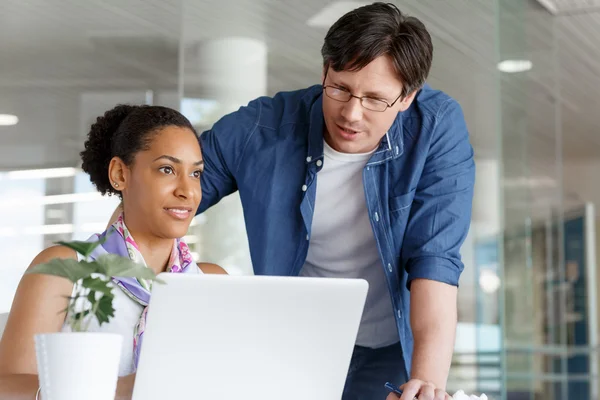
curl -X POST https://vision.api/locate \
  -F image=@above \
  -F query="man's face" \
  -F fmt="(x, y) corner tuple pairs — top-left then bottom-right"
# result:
(322, 55), (416, 154)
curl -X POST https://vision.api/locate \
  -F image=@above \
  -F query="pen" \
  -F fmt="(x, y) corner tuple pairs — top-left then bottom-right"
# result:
(385, 382), (403, 395)
(384, 382), (418, 399)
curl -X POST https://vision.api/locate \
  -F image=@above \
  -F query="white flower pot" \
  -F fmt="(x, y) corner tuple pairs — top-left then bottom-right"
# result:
(35, 332), (123, 400)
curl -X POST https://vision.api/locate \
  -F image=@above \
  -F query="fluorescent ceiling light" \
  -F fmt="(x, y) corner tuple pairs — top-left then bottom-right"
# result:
(0, 114), (19, 126)
(23, 224), (74, 235)
(0, 222), (110, 237)
(0, 192), (104, 207)
(536, 0), (559, 13)
(0, 222), (204, 237)
(2, 167), (79, 180)
(307, 1), (369, 28)
(497, 60), (533, 73)
(535, 0), (600, 15)
(0, 222), (204, 238)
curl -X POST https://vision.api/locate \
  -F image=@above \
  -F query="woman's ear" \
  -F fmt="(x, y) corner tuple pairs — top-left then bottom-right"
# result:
(108, 157), (127, 192)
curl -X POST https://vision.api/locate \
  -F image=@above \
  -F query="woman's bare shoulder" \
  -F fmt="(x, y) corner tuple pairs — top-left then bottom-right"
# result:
(27, 245), (78, 271)
(197, 262), (228, 275)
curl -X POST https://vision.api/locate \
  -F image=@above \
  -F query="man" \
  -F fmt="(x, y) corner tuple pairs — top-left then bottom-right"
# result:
(198, 3), (475, 400)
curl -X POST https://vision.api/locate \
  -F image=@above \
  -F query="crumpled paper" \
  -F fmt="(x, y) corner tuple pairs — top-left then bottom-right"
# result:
(452, 390), (488, 400)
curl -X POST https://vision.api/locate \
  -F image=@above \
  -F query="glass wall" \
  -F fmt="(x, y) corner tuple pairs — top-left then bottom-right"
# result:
(1, 1), (600, 399)
(0, 1), (183, 312)
(494, 1), (599, 399)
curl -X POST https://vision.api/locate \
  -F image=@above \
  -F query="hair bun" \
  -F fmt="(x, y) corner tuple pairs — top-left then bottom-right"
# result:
(80, 104), (138, 195)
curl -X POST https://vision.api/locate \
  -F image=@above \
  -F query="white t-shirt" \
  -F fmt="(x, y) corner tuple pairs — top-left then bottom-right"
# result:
(300, 140), (398, 348)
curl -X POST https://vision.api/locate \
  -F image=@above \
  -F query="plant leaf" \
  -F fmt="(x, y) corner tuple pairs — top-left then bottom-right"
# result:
(87, 291), (96, 304)
(73, 309), (90, 321)
(81, 277), (113, 296)
(94, 254), (163, 282)
(55, 227), (115, 258)
(26, 258), (96, 283)
(94, 294), (116, 326)
(55, 240), (102, 259)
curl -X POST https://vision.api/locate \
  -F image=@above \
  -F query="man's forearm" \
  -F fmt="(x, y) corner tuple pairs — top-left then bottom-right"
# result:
(409, 279), (457, 389)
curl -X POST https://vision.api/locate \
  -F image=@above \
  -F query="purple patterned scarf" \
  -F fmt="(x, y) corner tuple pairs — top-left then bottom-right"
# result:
(87, 213), (194, 370)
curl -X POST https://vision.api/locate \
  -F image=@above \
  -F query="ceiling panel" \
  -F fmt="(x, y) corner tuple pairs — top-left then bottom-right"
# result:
(1, 0), (600, 218)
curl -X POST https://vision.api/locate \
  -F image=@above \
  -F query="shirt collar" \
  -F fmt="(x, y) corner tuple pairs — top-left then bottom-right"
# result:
(306, 91), (325, 164)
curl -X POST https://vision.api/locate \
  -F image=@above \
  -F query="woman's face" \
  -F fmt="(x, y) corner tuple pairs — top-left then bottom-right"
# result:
(112, 126), (203, 239)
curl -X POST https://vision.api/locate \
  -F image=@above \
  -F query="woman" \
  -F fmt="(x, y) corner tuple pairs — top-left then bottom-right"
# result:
(0, 104), (225, 399)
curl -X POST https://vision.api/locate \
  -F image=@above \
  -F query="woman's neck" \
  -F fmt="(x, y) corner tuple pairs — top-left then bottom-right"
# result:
(120, 216), (174, 274)
(135, 237), (173, 275)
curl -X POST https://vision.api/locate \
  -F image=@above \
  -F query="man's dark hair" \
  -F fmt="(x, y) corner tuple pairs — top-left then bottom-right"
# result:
(321, 2), (433, 98)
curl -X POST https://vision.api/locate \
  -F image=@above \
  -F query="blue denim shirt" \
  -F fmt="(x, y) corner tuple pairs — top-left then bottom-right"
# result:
(198, 84), (475, 376)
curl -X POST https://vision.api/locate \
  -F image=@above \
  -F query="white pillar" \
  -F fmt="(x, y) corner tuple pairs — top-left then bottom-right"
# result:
(194, 37), (267, 114)
(188, 37), (268, 275)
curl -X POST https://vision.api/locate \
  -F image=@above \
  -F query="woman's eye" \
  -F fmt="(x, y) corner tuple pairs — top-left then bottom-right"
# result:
(191, 170), (202, 179)
(159, 166), (174, 175)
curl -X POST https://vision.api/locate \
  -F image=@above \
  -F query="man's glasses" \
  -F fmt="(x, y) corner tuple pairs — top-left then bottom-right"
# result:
(322, 86), (402, 112)
(321, 67), (403, 112)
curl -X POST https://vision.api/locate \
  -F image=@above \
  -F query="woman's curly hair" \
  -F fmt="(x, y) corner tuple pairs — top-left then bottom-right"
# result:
(80, 104), (197, 196)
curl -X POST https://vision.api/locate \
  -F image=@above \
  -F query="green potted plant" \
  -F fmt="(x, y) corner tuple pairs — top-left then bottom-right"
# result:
(28, 229), (162, 400)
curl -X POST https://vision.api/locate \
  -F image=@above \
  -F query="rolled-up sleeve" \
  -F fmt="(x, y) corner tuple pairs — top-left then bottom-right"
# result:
(402, 99), (476, 289)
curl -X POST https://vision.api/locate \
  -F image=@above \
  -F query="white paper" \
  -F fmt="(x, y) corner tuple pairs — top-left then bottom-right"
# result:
(452, 390), (488, 400)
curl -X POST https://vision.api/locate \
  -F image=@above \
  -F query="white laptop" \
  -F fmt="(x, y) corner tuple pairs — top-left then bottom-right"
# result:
(132, 273), (368, 400)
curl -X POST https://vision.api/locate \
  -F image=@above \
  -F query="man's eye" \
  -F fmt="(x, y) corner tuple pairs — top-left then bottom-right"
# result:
(364, 97), (386, 105)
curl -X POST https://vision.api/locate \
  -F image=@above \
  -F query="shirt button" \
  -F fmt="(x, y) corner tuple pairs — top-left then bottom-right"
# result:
(387, 263), (392, 272)
(374, 212), (379, 222)
(316, 160), (323, 167)
(397, 310), (402, 319)
(306, 234), (309, 241)
(301, 185), (307, 192)
(366, 166), (370, 171)
(306, 156), (312, 162)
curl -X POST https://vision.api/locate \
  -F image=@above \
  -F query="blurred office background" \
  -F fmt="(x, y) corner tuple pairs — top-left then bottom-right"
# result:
(2, 0), (600, 398)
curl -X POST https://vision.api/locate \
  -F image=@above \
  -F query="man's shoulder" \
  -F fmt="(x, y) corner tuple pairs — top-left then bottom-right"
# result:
(252, 85), (322, 129)
(411, 84), (461, 120)
(206, 85), (319, 135)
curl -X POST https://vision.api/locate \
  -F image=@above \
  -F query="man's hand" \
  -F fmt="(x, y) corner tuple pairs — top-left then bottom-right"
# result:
(386, 379), (451, 400)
